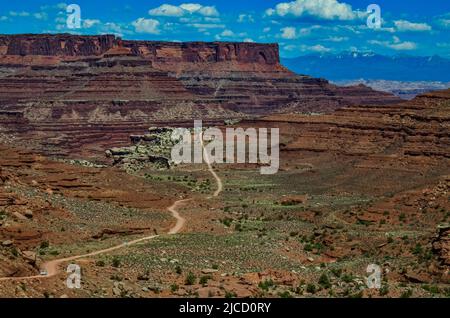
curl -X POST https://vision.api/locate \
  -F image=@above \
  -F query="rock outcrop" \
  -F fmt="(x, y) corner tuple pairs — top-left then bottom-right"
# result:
(0, 34), (279, 64)
(433, 224), (450, 267)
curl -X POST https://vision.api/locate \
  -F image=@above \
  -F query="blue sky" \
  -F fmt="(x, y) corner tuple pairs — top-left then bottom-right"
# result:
(0, 0), (449, 58)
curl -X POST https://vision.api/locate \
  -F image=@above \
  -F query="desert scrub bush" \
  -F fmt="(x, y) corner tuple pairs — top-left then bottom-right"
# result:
(400, 289), (413, 298)
(318, 273), (332, 289)
(40, 241), (49, 249)
(258, 279), (275, 291)
(278, 291), (292, 298)
(199, 275), (212, 286)
(185, 272), (196, 285)
(112, 256), (121, 268)
(331, 268), (342, 278)
(341, 273), (354, 283)
(306, 284), (316, 294)
(221, 218), (233, 227)
(11, 247), (18, 257)
(175, 265), (182, 274)
(379, 285), (389, 296)
(95, 260), (105, 267)
(170, 284), (179, 292)
(225, 291), (237, 298)
(422, 285), (440, 294)
(412, 244), (423, 255)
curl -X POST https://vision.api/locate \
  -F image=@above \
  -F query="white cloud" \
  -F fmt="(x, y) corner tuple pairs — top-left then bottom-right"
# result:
(215, 29), (236, 41)
(394, 20), (432, 32)
(33, 12), (48, 20)
(238, 14), (254, 23)
(266, 0), (363, 21)
(243, 38), (255, 43)
(9, 11), (30, 17)
(204, 17), (221, 23)
(389, 42), (417, 50)
(280, 25), (321, 39)
(369, 36), (417, 51)
(324, 36), (349, 42)
(149, 3), (219, 18)
(197, 6), (219, 17)
(0, 16), (8, 21)
(305, 44), (331, 52)
(281, 27), (297, 39)
(132, 18), (161, 34)
(149, 4), (184, 17)
(221, 29), (235, 37)
(438, 19), (450, 29)
(189, 23), (225, 29)
(103, 22), (126, 36)
(83, 19), (101, 28)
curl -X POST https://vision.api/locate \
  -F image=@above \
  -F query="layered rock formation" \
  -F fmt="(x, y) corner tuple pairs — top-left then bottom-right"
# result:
(0, 34), (400, 158)
(259, 90), (450, 166)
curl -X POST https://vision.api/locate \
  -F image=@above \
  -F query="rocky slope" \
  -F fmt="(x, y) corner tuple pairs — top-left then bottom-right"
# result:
(0, 34), (400, 158)
(260, 89), (450, 166)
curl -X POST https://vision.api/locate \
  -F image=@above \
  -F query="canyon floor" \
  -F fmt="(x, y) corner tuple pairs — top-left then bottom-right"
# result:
(0, 90), (449, 298)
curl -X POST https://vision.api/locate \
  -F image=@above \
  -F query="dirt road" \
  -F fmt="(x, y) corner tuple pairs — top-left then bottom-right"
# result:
(0, 138), (223, 282)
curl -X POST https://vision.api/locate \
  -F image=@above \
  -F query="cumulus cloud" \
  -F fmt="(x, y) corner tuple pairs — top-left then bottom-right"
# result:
(266, 0), (363, 21)
(83, 19), (100, 28)
(220, 29), (235, 37)
(304, 44), (331, 52)
(238, 14), (254, 23)
(369, 36), (417, 51)
(149, 3), (219, 18)
(280, 25), (321, 39)
(281, 27), (298, 39)
(132, 18), (161, 34)
(439, 19), (450, 28)
(394, 20), (432, 32)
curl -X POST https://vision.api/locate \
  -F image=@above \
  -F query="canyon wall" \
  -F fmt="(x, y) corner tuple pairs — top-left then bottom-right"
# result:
(0, 34), (401, 158)
(0, 34), (279, 64)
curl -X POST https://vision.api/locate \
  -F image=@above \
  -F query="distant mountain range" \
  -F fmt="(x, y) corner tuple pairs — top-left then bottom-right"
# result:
(282, 52), (450, 82)
(333, 79), (450, 100)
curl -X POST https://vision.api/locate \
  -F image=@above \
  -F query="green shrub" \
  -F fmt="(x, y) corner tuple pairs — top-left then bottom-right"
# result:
(95, 260), (105, 267)
(185, 272), (196, 285)
(258, 279), (275, 291)
(318, 273), (332, 289)
(40, 241), (49, 249)
(199, 275), (211, 286)
(112, 256), (121, 268)
(306, 284), (316, 294)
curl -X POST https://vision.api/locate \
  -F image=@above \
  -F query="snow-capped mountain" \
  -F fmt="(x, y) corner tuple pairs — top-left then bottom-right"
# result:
(282, 52), (450, 82)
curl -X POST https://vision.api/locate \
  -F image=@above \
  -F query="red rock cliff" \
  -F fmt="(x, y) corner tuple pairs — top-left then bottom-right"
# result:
(0, 34), (279, 65)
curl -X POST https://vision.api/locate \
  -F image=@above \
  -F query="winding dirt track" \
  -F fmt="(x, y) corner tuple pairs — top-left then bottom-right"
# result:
(0, 139), (223, 282)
